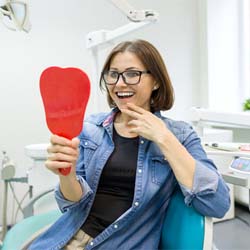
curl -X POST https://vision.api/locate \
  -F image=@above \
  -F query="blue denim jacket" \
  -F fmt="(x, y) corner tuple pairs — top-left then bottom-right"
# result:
(29, 109), (230, 250)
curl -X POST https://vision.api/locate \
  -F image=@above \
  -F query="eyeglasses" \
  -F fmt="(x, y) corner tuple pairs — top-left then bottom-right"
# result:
(102, 70), (151, 85)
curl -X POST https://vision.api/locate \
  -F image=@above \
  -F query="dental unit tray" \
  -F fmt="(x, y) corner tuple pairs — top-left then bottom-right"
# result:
(229, 157), (250, 175)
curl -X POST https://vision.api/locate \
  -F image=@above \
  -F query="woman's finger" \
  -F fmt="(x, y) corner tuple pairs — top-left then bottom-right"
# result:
(50, 134), (73, 146)
(47, 152), (78, 162)
(120, 108), (141, 119)
(126, 103), (146, 114)
(47, 144), (78, 156)
(71, 137), (80, 149)
(45, 160), (72, 171)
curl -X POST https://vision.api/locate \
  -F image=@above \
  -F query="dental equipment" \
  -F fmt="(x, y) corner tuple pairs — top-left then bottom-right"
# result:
(1, 151), (31, 241)
(204, 146), (250, 211)
(0, 0), (31, 32)
(190, 107), (250, 215)
(86, 0), (159, 49)
(190, 107), (250, 133)
(204, 142), (250, 152)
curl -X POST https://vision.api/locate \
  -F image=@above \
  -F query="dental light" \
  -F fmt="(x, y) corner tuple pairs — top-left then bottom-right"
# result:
(110, 0), (157, 22)
(86, 0), (159, 49)
(0, 0), (31, 32)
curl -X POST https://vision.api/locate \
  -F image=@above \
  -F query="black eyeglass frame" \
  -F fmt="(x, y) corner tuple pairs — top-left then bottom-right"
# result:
(102, 70), (151, 85)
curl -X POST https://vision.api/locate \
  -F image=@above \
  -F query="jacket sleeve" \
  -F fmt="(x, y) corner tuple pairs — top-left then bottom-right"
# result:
(178, 123), (230, 218)
(54, 175), (93, 213)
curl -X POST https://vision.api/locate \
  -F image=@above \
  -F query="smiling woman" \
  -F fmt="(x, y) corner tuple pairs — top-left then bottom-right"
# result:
(104, 51), (156, 113)
(26, 39), (230, 250)
(100, 40), (174, 112)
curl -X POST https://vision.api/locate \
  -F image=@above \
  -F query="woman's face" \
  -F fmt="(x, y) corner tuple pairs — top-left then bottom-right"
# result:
(106, 51), (156, 111)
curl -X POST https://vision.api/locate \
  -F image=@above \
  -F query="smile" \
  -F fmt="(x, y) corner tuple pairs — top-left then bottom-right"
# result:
(116, 92), (135, 98)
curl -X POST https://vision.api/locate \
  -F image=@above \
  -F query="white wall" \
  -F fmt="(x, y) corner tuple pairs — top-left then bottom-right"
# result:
(0, 0), (201, 225)
(199, 0), (245, 111)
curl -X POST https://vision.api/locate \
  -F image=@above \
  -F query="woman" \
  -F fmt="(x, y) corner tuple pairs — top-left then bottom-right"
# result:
(29, 39), (230, 250)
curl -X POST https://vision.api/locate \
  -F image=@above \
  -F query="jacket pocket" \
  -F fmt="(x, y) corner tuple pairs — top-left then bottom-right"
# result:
(80, 139), (98, 169)
(151, 156), (171, 186)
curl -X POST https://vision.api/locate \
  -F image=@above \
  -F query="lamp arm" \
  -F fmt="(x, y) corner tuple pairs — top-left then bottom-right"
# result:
(109, 0), (156, 22)
(86, 0), (158, 49)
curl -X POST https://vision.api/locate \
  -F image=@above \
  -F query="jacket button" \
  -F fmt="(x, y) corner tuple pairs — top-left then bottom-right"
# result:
(140, 140), (144, 144)
(84, 142), (88, 146)
(90, 241), (94, 246)
(114, 224), (118, 229)
(138, 169), (142, 173)
(134, 201), (139, 207)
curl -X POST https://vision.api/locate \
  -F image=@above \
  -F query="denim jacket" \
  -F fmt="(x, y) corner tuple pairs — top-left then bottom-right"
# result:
(29, 109), (230, 250)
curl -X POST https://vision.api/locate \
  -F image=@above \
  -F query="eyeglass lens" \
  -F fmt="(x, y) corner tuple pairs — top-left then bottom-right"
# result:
(103, 71), (143, 85)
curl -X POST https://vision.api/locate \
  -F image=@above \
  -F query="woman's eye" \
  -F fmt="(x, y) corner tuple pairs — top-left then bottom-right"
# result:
(109, 72), (118, 78)
(125, 71), (140, 78)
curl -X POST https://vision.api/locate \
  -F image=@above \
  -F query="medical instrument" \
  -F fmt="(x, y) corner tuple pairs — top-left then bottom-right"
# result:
(1, 151), (32, 241)
(229, 157), (250, 175)
(39, 67), (91, 175)
(204, 142), (250, 152)
(0, 0), (31, 32)
(1, 151), (15, 180)
(191, 107), (250, 209)
(204, 148), (250, 211)
(204, 143), (240, 152)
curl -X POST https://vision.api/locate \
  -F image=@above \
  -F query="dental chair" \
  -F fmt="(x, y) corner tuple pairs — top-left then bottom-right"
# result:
(160, 188), (213, 250)
(1, 188), (213, 250)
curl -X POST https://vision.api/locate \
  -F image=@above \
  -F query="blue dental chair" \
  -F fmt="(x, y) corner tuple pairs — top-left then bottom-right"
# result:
(1, 188), (213, 250)
(160, 188), (213, 250)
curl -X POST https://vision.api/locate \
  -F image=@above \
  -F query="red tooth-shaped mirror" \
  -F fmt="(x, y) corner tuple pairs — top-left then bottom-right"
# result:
(40, 66), (90, 175)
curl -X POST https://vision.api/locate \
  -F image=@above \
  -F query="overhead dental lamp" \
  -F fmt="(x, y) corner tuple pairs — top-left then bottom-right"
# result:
(86, 0), (159, 49)
(0, 0), (31, 32)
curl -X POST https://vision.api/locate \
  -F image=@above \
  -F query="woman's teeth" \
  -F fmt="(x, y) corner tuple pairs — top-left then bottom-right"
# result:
(116, 92), (134, 98)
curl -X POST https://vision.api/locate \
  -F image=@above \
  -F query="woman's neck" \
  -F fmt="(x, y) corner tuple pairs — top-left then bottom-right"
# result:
(115, 112), (132, 125)
(114, 112), (138, 138)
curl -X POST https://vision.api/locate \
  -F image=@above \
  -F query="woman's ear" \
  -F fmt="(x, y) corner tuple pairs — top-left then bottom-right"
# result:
(153, 83), (159, 90)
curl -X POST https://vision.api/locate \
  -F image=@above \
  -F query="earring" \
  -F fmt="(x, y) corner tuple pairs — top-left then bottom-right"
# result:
(153, 85), (158, 90)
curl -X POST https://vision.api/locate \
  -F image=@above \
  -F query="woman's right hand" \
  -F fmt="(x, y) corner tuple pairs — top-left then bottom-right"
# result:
(46, 134), (80, 177)
(46, 135), (84, 202)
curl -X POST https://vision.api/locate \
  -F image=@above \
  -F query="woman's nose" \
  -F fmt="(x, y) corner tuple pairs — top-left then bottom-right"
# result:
(115, 75), (127, 86)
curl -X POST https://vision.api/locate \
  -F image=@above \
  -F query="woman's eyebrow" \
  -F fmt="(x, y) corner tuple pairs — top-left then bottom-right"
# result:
(109, 66), (140, 71)
(126, 67), (140, 70)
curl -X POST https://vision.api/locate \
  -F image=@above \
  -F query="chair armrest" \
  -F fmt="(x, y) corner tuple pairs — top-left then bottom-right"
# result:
(204, 216), (213, 250)
(2, 210), (62, 250)
(23, 188), (54, 218)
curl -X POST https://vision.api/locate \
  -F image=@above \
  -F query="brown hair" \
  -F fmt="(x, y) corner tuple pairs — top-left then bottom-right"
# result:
(99, 39), (174, 111)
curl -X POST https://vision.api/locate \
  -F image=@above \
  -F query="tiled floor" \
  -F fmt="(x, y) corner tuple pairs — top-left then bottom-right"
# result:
(213, 204), (250, 250)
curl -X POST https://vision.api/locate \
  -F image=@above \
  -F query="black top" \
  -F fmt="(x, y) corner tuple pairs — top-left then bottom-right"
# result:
(81, 127), (139, 238)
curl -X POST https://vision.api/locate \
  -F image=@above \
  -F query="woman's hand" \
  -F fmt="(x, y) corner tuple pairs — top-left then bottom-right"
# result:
(46, 134), (80, 177)
(121, 103), (170, 144)
(121, 103), (195, 189)
(46, 134), (83, 201)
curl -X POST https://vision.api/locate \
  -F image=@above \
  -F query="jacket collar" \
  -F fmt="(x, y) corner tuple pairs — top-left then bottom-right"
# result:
(94, 108), (162, 128)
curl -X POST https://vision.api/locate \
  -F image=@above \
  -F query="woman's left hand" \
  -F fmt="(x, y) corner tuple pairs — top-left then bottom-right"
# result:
(121, 103), (169, 143)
